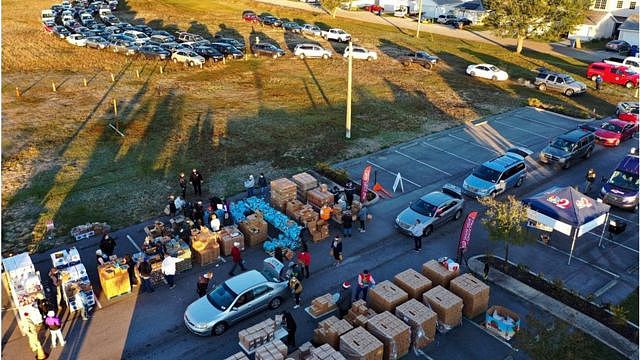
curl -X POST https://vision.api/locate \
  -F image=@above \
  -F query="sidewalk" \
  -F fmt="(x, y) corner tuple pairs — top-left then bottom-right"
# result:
(256, 0), (604, 63)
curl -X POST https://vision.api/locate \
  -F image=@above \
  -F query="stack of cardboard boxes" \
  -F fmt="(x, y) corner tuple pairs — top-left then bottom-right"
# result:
(255, 339), (288, 360)
(365, 312), (411, 360)
(423, 286), (463, 332)
(292, 204), (320, 225)
(190, 227), (220, 266)
(271, 178), (297, 211)
(238, 318), (277, 352)
(313, 316), (354, 349)
(292, 172), (318, 202)
(307, 185), (335, 209)
(368, 280), (409, 313)
(307, 219), (330, 243)
(344, 300), (378, 327)
(309, 344), (347, 360)
(309, 293), (337, 317)
(450, 273), (490, 318)
(224, 352), (250, 360)
(339, 327), (384, 360)
(422, 260), (459, 288)
(395, 299), (437, 349)
(392, 269), (432, 300)
(286, 200), (304, 220)
(331, 200), (362, 224)
(218, 225), (245, 256)
(238, 211), (269, 247)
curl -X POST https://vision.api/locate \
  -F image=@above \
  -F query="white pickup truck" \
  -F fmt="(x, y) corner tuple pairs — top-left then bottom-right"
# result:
(41, 10), (55, 23)
(321, 28), (351, 42)
(603, 56), (640, 73)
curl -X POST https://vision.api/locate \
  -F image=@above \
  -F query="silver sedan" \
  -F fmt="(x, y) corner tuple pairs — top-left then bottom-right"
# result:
(395, 184), (464, 237)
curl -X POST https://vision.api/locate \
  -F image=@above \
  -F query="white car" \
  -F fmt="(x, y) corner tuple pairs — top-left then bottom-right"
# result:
(123, 30), (150, 45)
(66, 34), (87, 47)
(171, 50), (205, 66)
(321, 28), (351, 42)
(343, 46), (378, 61)
(466, 64), (509, 81)
(293, 43), (332, 59)
(301, 24), (322, 37)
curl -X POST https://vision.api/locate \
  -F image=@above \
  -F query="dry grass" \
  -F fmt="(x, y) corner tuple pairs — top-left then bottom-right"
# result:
(1, 0), (631, 254)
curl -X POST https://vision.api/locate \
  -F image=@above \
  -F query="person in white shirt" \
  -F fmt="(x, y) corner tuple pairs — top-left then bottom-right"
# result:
(411, 219), (425, 252)
(210, 214), (221, 232)
(162, 255), (184, 289)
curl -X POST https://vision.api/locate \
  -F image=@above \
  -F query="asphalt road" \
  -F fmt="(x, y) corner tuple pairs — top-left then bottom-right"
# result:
(2, 107), (637, 360)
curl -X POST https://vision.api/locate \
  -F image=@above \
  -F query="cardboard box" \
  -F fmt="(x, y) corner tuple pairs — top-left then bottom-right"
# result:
(310, 293), (337, 317)
(239, 318), (276, 351)
(367, 281), (409, 313)
(292, 172), (318, 191)
(366, 312), (411, 360)
(450, 273), (490, 318)
(309, 343), (346, 360)
(422, 260), (459, 288)
(344, 300), (377, 328)
(271, 178), (297, 211)
(307, 188), (335, 209)
(193, 246), (219, 266)
(313, 316), (353, 349)
(395, 299), (437, 349)
(238, 215), (269, 247)
(423, 286), (463, 329)
(339, 327), (383, 360)
(219, 225), (245, 256)
(224, 352), (250, 360)
(393, 269), (432, 300)
(255, 339), (288, 360)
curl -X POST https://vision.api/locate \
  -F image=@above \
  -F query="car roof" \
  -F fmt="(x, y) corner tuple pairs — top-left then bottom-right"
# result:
(484, 153), (522, 172)
(225, 270), (267, 294)
(559, 128), (592, 141)
(420, 191), (453, 206)
(475, 63), (495, 67)
(617, 154), (639, 174)
(607, 119), (631, 126)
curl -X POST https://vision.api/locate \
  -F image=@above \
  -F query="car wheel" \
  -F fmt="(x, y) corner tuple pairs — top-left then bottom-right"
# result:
(212, 322), (228, 336)
(591, 75), (598, 81)
(491, 75), (498, 81)
(454, 209), (462, 220)
(423, 226), (433, 237)
(425, 63), (433, 70)
(299, 54), (305, 60)
(189, 61), (195, 67)
(516, 176), (524, 187)
(538, 83), (546, 91)
(470, 71), (475, 77)
(625, 81), (634, 89)
(565, 89), (574, 97)
(367, 56), (373, 61)
(268, 297), (282, 310)
(322, 54), (329, 59)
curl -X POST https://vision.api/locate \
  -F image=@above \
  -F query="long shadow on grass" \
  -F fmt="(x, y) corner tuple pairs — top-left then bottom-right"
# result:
(146, 19), (180, 35)
(187, 20), (216, 41)
(378, 38), (413, 60)
(302, 59), (331, 107)
(215, 24), (246, 47)
(249, 29), (281, 49)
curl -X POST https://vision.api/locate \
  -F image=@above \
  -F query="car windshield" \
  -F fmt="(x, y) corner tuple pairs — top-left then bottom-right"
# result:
(601, 123), (623, 132)
(410, 199), (437, 217)
(206, 283), (237, 310)
(608, 170), (639, 190)
(562, 76), (576, 83)
(489, 66), (499, 71)
(550, 138), (573, 152)
(473, 165), (501, 183)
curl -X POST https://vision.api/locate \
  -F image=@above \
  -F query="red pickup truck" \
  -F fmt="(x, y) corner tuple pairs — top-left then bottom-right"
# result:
(586, 62), (638, 88)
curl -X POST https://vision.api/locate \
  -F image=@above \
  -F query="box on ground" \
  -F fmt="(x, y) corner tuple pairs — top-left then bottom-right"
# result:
(368, 280), (409, 313)
(449, 273), (490, 318)
(313, 315), (353, 349)
(339, 326), (383, 360)
(393, 269), (432, 300)
(422, 260), (459, 288)
(395, 299), (437, 349)
(365, 311), (411, 360)
(423, 285), (463, 332)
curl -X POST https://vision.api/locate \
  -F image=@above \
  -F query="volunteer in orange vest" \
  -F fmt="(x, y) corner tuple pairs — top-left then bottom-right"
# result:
(354, 269), (375, 301)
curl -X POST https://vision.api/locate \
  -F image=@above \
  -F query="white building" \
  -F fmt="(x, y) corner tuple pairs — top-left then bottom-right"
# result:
(374, 0), (486, 20)
(570, 0), (639, 41)
(618, 13), (639, 46)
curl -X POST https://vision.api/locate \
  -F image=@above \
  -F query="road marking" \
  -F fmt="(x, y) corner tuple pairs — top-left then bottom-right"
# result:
(127, 234), (142, 252)
(609, 213), (639, 224)
(463, 318), (519, 351)
(448, 133), (501, 154)
(537, 240), (620, 278)
(414, 349), (436, 359)
(511, 114), (573, 130)
(586, 231), (639, 254)
(493, 119), (548, 139)
(420, 142), (480, 165)
(365, 160), (422, 187)
(594, 279), (619, 297)
(394, 150), (452, 176)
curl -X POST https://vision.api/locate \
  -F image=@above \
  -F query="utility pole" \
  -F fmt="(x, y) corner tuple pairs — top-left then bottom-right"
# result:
(416, 0), (423, 38)
(346, 41), (353, 139)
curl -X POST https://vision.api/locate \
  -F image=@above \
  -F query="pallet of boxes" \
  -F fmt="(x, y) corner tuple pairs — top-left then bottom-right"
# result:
(238, 211), (269, 248)
(292, 342), (346, 360)
(238, 318), (284, 355)
(367, 280), (409, 314)
(308, 293), (337, 319)
(423, 286), (463, 334)
(339, 326), (384, 360)
(344, 300), (378, 328)
(218, 225), (245, 256)
(292, 172), (318, 202)
(395, 299), (437, 349)
(307, 184), (334, 210)
(313, 316), (353, 349)
(191, 227), (220, 266)
(366, 311), (411, 360)
(449, 273), (490, 319)
(271, 178), (297, 212)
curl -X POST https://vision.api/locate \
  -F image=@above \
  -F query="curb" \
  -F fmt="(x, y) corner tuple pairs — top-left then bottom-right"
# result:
(525, 106), (595, 122)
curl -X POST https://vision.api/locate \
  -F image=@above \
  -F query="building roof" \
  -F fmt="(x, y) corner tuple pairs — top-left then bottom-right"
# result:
(584, 10), (612, 25)
(455, 1), (484, 11)
(619, 13), (639, 31)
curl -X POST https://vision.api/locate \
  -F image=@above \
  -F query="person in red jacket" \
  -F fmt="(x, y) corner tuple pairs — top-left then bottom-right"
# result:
(228, 242), (246, 276)
(297, 244), (311, 279)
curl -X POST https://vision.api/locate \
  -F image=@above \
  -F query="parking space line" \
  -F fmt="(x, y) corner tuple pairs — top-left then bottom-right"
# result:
(537, 240), (620, 278)
(127, 234), (142, 252)
(462, 127), (531, 149)
(448, 134), (501, 154)
(585, 231), (639, 254)
(511, 114), (574, 131)
(493, 119), (549, 139)
(420, 142), (480, 165)
(463, 318), (519, 351)
(365, 160), (422, 187)
(609, 213), (639, 224)
(394, 150), (452, 176)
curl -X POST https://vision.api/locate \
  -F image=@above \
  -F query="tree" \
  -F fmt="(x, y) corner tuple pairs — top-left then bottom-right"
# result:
(484, 0), (591, 54)
(320, 0), (343, 18)
(478, 195), (531, 264)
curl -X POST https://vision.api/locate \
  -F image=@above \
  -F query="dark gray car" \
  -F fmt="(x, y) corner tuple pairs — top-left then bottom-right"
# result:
(539, 128), (596, 169)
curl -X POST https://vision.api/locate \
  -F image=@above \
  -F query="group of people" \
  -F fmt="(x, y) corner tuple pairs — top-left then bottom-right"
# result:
(243, 173), (268, 198)
(336, 269), (377, 319)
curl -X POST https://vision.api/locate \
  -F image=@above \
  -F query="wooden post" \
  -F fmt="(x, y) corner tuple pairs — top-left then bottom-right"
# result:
(111, 73), (115, 82)
(113, 98), (118, 117)
(223, 56), (226, 65)
(346, 41), (353, 139)
(244, 53), (248, 61)
(83, 77), (87, 87)
(52, 81), (57, 92)
(15, 87), (20, 97)
(160, 65), (164, 74)
(136, 69), (140, 78)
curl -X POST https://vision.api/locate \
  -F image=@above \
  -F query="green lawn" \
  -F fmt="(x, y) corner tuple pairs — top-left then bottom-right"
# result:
(1, 0), (634, 254)
(620, 288), (639, 325)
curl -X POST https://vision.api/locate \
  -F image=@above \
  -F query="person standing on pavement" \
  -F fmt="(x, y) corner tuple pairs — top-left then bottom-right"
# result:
(45, 311), (65, 348)
(48, 268), (62, 309)
(281, 311), (297, 347)
(336, 281), (353, 319)
(330, 235), (343, 267)
(258, 173), (268, 197)
(197, 272), (213, 297)
(297, 244), (311, 279)
(358, 205), (369, 233)
(161, 254), (184, 289)
(190, 168), (204, 196)
(167, 195), (177, 217)
(74, 290), (89, 321)
(288, 275), (303, 309)
(179, 172), (187, 199)
(244, 175), (255, 197)
(354, 270), (375, 301)
(411, 219), (425, 252)
(100, 232), (116, 257)
(124, 254), (138, 287)
(22, 314), (47, 360)
(229, 242), (247, 276)
(137, 260), (154, 293)
(210, 213), (221, 232)
(595, 74), (603, 90)
(341, 210), (353, 237)
(344, 181), (355, 207)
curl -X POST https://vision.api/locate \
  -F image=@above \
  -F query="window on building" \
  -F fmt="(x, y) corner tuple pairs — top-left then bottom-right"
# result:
(617, 0), (623, 8)
(631, 1), (637, 9)
(593, 0), (608, 9)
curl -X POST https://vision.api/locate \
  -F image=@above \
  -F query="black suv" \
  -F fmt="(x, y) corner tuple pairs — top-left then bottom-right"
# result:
(539, 129), (596, 169)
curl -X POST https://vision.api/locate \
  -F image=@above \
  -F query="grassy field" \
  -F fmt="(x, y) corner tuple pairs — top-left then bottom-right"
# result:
(1, 0), (635, 254)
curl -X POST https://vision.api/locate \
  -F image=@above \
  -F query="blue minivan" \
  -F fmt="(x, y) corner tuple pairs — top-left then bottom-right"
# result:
(600, 149), (639, 211)
(462, 147), (532, 198)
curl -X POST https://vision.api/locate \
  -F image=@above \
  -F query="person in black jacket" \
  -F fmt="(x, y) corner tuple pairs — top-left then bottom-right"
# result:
(341, 211), (353, 237)
(258, 173), (268, 197)
(189, 168), (203, 196)
(281, 311), (297, 347)
(178, 172), (187, 199)
(100, 233), (116, 257)
(344, 181), (355, 206)
(336, 281), (352, 319)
